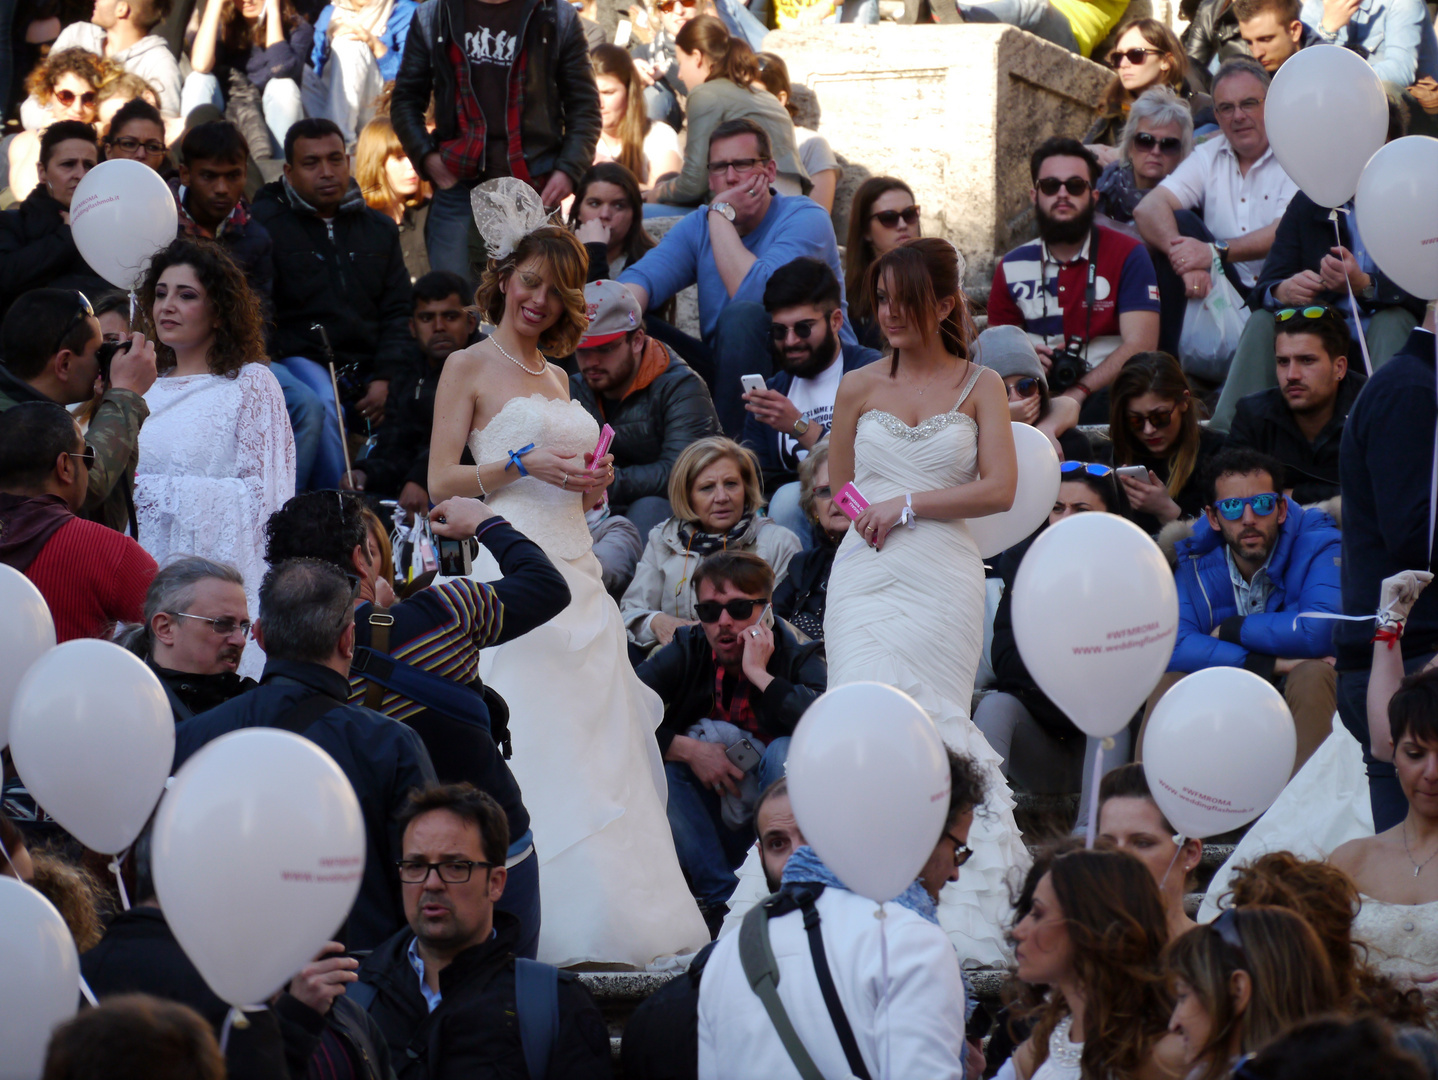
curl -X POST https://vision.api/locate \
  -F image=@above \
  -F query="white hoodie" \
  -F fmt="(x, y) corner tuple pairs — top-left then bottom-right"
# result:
(22, 21), (181, 126)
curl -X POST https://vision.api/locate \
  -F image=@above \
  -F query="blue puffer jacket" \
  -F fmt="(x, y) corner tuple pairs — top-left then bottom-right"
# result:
(1169, 497), (1342, 680)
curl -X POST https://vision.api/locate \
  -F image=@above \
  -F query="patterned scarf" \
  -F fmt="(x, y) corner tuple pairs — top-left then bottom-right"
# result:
(781, 845), (939, 925)
(677, 512), (754, 559)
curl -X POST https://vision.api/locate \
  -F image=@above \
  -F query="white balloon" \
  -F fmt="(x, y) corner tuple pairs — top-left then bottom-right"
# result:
(0, 877), (80, 1080)
(0, 564), (56, 751)
(965, 423), (1062, 559)
(153, 728), (366, 1007)
(68, 159), (178, 290)
(9, 640), (173, 855)
(1356, 136), (1438, 301)
(1143, 668), (1296, 839)
(1012, 512), (1178, 737)
(1265, 45), (1388, 208)
(787, 682), (950, 903)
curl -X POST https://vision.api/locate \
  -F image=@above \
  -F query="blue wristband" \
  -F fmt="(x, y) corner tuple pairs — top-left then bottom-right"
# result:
(505, 443), (536, 477)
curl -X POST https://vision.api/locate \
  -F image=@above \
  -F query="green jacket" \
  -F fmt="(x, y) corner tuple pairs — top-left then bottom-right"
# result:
(0, 366), (148, 535)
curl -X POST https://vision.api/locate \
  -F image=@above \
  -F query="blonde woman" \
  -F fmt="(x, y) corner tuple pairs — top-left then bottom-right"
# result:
(356, 117), (430, 279)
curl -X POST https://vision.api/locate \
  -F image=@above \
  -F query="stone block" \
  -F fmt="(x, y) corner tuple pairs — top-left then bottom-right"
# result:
(762, 24), (1112, 295)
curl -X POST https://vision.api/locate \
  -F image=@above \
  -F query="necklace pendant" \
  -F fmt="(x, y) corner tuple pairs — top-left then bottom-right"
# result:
(1417, 866), (1423, 878)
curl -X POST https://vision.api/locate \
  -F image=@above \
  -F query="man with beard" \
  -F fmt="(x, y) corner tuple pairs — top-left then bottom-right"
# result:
(347, 272), (481, 517)
(1143, 448), (1340, 775)
(742, 257), (877, 544)
(570, 280), (721, 539)
(987, 137), (1161, 423)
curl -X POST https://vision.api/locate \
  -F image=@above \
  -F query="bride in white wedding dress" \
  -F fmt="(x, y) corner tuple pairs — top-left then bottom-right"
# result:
(825, 238), (1032, 966)
(428, 205), (708, 967)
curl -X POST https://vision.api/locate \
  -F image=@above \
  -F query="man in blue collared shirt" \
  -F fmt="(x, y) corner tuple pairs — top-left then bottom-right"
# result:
(1300, 0), (1438, 87)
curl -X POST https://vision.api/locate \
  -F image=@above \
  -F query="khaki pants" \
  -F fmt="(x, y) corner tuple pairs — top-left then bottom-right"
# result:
(1138, 661), (1336, 777)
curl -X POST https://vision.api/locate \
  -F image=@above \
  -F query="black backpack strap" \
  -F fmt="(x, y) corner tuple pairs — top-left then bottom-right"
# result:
(270, 692), (346, 736)
(796, 890), (872, 1080)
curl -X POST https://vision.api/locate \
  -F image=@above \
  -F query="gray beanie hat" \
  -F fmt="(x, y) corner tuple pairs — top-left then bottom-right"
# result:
(974, 325), (1046, 389)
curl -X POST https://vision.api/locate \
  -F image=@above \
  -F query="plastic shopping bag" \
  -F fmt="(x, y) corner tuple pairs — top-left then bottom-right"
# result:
(1177, 247), (1249, 383)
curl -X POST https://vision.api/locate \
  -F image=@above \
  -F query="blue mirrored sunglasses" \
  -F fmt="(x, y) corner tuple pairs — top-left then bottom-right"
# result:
(1060, 461), (1113, 477)
(1214, 493), (1279, 521)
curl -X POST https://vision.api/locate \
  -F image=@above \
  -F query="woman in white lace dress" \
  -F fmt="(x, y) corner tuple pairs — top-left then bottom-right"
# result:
(428, 217), (708, 967)
(134, 239), (296, 680)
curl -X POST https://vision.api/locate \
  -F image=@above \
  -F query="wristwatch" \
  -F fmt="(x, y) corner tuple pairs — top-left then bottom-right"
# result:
(793, 417), (810, 437)
(1212, 239), (1231, 264)
(709, 201), (736, 223)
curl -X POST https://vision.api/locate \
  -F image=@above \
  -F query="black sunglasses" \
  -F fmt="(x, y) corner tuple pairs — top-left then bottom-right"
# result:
(1132, 131), (1182, 153)
(52, 290), (94, 356)
(948, 831), (974, 868)
(1107, 46), (1163, 67)
(694, 598), (765, 623)
(770, 315), (833, 342)
(869, 205), (920, 228)
(65, 443), (96, 469)
(1036, 177), (1091, 197)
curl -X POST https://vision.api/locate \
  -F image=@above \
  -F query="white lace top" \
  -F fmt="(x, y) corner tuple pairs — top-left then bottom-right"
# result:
(1353, 895), (1438, 984)
(135, 363), (296, 678)
(993, 1015), (1083, 1080)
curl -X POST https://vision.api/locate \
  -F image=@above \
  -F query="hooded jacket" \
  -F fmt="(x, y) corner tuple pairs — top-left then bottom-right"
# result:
(0, 185), (109, 316)
(251, 177), (416, 387)
(1168, 496), (1342, 680)
(569, 341), (721, 512)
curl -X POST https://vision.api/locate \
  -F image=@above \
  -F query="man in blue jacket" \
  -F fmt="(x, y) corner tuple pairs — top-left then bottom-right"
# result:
(1145, 448), (1341, 774)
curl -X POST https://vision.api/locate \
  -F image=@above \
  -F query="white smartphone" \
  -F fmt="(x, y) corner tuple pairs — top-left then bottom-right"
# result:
(1115, 465), (1151, 482)
(740, 374), (767, 397)
(760, 603), (775, 630)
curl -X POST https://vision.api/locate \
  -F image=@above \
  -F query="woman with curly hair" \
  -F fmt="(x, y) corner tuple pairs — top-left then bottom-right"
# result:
(7, 47), (117, 200)
(999, 847), (1183, 1080)
(428, 221), (710, 967)
(134, 238), (296, 680)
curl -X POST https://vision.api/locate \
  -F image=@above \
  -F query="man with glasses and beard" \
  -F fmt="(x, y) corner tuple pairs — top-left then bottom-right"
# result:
(988, 136), (1161, 423)
(637, 550), (826, 934)
(742, 257), (876, 545)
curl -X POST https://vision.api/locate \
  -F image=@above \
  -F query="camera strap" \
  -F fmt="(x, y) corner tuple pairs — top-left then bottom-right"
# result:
(1039, 227), (1099, 366)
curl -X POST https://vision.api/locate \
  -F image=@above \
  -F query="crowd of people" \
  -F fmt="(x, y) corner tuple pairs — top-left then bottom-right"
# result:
(1, 0), (1438, 1074)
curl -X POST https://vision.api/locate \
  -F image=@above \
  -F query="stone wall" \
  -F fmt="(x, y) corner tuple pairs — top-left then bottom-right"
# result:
(763, 24), (1113, 295)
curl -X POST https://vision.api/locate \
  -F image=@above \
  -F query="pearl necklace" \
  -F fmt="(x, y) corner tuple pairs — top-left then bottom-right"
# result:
(494, 337), (545, 376)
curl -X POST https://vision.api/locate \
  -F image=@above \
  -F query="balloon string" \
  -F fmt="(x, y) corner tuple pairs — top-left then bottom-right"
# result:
(79, 975), (98, 1008)
(1328, 210), (1374, 376)
(1158, 836), (1186, 891)
(0, 834), (16, 878)
(219, 1007), (237, 1054)
(1429, 325), (1437, 571)
(877, 905), (892, 1080)
(108, 848), (131, 911)
(1085, 740), (1107, 849)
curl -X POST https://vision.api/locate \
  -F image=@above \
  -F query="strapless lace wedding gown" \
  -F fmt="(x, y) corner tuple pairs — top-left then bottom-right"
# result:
(823, 365), (1030, 967)
(466, 394), (709, 967)
(1354, 896), (1438, 991)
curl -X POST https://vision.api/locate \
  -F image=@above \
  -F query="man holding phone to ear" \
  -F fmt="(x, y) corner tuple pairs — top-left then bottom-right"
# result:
(637, 550), (827, 934)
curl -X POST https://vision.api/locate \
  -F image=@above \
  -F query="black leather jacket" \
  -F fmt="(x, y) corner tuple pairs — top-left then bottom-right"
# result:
(1182, 0), (1249, 91)
(390, 0), (601, 189)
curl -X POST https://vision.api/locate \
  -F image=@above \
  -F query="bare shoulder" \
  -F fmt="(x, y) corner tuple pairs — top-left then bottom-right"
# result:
(837, 361), (887, 406)
(1329, 834), (1380, 877)
(443, 340), (496, 375)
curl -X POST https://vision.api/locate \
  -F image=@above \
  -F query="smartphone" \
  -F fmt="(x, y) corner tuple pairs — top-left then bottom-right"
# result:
(725, 738), (762, 772)
(436, 537), (472, 577)
(593, 423), (615, 461)
(740, 374), (767, 397)
(1115, 465), (1151, 482)
(759, 603), (775, 630)
(833, 481), (870, 522)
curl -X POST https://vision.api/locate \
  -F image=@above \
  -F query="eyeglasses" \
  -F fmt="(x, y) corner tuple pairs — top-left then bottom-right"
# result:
(1108, 46), (1164, 67)
(812, 485), (833, 499)
(694, 598), (765, 623)
(336, 573), (361, 630)
(869, 205), (921, 229)
(1035, 177), (1091, 197)
(1006, 377), (1041, 399)
(657, 0), (697, 11)
(396, 859), (497, 884)
(170, 612), (253, 637)
(1214, 96), (1264, 119)
(51, 290), (94, 356)
(1060, 461), (1114, 477)
(1132, 132), (1183, 154)
(706, 157), (768, 176)
(1213, 492), (1279, 520)
(108, 134), (166, 156)
(53, 88), (97, 108)
(1125, 404), (1178, 432)
(948, 831), (974, 868)
(65, 443), (96, 469)
(770, 316), (833, 342)
(1275, 305), (1340, 323)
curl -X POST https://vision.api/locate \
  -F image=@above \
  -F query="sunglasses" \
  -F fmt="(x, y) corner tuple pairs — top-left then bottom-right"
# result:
(706, 157), (768, 176)
(948, 831), (974, 868)
(869, 205), (921, 229)
(52, 290), (94, 356)
(1060, 461), (1113, 477)
(1275, 305), (1340, 323)
(1126, 405), (1177, 432)
(65, 443), (96, 469)
(694, 598), (765, 623)
(657, 0), (697, 11)
(108, 134), (166, 156)
(1108, 46), (1164, 67)
(1213, 493), (1279, 520)
(1006, 376), (1041, 399)
(1132, 132), (1182, 154)
(812, 485), (833, 499)
(770, 315), (833, 342)
(53, 88), (97, 108)
(1035, 177), (1091, 197)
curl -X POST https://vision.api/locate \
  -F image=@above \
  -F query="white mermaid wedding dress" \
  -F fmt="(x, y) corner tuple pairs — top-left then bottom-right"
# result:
(822, 364), (1031, 966)
(464, 394), (710, 967)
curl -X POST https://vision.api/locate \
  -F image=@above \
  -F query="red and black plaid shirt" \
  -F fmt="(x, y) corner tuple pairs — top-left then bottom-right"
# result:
(712, 659), (762, 741)
(438, 40), (533, 185)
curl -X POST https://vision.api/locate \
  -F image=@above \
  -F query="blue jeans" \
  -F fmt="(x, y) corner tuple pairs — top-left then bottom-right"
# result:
(665, 735), (791, 908)
(645, 301), (775, 437)
(1337, 650), (1434, 832)
(181, 72), (304, 158)
(268, 361), (326, 492)
(276, 356), (349, 490)
(426, 183), (477, 290)
(495, 847), (541, 960)
(766, 482), (812, 551)
(958, 0), (1079, 51)
(622, 495), (673, 540)
(840, 0), (880, 21)
(712, 0), (769, 49)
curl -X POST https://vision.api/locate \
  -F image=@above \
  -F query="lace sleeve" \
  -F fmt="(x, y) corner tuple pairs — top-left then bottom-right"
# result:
(235, 364), (297, 567)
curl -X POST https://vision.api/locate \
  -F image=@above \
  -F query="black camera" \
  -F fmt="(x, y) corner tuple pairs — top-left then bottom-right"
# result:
(95, 339), (131, 386)
(1046, 340), (1088, 394)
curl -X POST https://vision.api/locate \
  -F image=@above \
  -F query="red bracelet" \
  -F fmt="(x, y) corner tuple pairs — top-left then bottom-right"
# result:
(1374, 627), (1402, 650)
(1070, 383), (1091, 400)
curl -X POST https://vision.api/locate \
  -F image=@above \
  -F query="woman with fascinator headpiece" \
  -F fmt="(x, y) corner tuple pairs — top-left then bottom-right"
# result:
(428, 180), (709, 967)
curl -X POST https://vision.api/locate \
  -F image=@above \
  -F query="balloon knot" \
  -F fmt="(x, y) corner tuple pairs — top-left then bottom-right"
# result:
(1101, 737), (1115, 751)
(873, 907), (887, 920)
(232, 1012), (251, 1030)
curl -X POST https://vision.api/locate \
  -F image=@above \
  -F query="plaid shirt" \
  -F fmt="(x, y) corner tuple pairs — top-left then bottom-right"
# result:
(438, 39), (534, 184)
(711, 659), (761, 740)
(173, 182), (254, 241)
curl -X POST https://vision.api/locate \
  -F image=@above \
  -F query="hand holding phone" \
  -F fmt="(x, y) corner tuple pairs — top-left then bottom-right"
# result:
(1115, 465), (1151, 482)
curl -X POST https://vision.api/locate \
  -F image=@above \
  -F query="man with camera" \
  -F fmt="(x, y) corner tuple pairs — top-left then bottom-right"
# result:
(636, 550), (827, 935)
(987, 137), (1162, 423)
